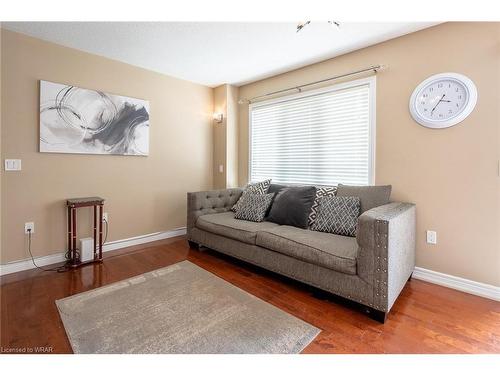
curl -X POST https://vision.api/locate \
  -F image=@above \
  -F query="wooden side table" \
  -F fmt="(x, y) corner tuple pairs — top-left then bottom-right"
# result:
(67, 197), (105, 268)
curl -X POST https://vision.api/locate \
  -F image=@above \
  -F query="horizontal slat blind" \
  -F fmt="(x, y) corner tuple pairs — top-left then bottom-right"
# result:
(250, 82), (372, 186)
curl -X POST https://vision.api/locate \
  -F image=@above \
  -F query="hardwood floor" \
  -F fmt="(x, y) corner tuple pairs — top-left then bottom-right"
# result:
(1, 236), (499, 354)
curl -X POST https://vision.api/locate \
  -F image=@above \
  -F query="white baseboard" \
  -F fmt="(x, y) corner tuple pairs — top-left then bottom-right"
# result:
(0, 227), (187, 276)
(413, 266), (500, 301)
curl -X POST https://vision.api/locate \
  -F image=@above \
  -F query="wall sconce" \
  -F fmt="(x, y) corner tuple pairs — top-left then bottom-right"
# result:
(213, 112), (223, 124)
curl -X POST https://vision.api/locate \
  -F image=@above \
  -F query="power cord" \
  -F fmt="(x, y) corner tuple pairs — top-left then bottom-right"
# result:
(103, 217), (108, 244)
(26, 229), (69, 273)
(38, 218), (109, 268)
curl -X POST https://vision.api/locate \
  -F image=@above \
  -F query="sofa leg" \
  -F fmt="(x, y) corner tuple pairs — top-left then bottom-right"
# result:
(365, 307), (387, 323)
(187, 240), (199, 250)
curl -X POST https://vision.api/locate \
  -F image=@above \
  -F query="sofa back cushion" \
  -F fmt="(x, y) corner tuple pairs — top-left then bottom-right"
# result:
(267, 186), (316, 229)
(336, 184), (391, 213)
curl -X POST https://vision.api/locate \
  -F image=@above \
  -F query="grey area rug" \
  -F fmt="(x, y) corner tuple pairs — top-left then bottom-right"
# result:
(56, 260), (320, 353)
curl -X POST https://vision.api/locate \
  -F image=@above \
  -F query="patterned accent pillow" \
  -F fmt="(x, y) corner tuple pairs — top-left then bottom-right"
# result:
(234, 193), (275, 222)
(308, 186), (337, 227)
(311, 196), (360, 237)
(231, 179), (271, 212)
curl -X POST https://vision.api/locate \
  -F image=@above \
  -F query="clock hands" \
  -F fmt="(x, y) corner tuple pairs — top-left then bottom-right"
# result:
(430, 94), (447, 116)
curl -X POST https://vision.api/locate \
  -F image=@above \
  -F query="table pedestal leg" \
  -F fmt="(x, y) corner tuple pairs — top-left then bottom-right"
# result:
(99, 204), (103, 261)
(93, 205), (97, 260)
(67, 206), (72, 262)
(72, 207), (77, 264)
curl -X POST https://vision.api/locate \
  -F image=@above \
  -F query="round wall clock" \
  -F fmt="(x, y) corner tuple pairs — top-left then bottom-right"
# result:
(409, 72), (477, 129)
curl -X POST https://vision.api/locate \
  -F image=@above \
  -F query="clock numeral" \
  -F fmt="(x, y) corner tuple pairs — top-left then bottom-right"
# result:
(448, 110), (453, 114)
(458, 95), (462, 99)
(421, 101), (425, 105)
(423, 94), (428, 98)
(423, 108), (428, 112)
(439, 114), (443, 118)
(429, 87), (434, 92)
(438, 83), (443, 88)
(456, 103), (459, 107)
(456, 88), (459, 92)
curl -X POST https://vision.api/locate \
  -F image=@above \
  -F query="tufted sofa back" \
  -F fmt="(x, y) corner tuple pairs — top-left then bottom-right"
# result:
(187, 188), (243, 231)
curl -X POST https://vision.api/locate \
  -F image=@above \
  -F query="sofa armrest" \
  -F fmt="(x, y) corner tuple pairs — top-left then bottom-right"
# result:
(356, 202), (416, 312)
(186, 188), (243, 237)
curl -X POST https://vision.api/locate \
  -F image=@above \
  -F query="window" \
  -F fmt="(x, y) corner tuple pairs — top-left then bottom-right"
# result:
(249, 77), (375, 186)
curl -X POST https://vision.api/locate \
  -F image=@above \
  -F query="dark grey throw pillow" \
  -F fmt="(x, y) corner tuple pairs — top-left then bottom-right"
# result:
(234, 193), (275, 222)
(267, 186), (316, 228)
(267, 183), (288, 195)
(311, 196), (361, 237)
(231, 179), (271, 212)
(336, 184), (391, 213)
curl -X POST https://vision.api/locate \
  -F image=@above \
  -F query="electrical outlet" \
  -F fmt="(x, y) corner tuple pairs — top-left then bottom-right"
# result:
(102, 212), (108, 222)
(426, 230), (437, 245)
(25, 222), (35, 234)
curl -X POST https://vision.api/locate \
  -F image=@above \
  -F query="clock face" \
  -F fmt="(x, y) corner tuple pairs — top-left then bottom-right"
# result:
(409, 73), (477, 129)
(416, 79), (467, 121)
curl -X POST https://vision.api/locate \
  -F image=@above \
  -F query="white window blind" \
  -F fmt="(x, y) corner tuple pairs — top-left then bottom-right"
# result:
(249, 78), (374, 186)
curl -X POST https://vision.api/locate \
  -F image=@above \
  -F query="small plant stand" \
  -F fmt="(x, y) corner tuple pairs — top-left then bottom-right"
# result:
(66, 197), (105, 268)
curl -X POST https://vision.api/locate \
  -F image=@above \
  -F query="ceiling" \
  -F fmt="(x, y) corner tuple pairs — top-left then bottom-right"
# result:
(2, 22), (439, 87)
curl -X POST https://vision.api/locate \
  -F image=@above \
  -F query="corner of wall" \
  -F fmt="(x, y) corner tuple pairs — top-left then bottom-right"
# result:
(213, 84), (239, 189)
(0, 26), (4, 260)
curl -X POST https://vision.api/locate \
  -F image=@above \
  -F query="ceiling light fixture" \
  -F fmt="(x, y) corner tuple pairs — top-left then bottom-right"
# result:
(296, 21), (311, 33)
(296, 21), (340, 33)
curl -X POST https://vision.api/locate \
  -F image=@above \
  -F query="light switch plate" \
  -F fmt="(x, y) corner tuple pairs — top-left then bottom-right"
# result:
(5, 159), (22, 171)
(426, 230), (437, 245)
(219, 164), (224, 173)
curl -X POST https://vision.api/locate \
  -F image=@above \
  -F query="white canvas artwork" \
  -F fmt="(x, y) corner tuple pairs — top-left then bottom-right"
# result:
(40, 80), (150, 155)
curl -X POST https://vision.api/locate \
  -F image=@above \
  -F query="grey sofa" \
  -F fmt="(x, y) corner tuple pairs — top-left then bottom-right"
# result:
(186, 186), (416, 322)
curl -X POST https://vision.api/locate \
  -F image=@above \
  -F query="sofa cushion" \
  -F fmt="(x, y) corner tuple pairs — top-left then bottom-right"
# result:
(336, 184), (391, 213)
(311, 196), (360, 237)
(256, 226), (358, 275)
(231, 179), (271, 212)
(267, 186), (316, 229)
(267, 183), (289, 194)
(234, 193), (275, 222)
(196, 211), (279, 245)
(308, 185), (337, 227)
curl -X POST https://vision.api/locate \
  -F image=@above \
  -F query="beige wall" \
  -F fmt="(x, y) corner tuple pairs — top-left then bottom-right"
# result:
(0, 27), (3, 258)
(213, 84), (239, 189)
(1, 30), (214, 264)
(238, 22), (500, 286)
(226, 85), (239, 188)
(213, 85), (227, 189)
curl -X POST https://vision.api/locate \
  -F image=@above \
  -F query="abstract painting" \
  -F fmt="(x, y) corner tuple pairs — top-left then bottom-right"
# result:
(40, 80), (149, 155)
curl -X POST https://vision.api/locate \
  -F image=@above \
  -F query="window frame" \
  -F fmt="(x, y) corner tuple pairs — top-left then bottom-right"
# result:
(248, 76), (376, 186)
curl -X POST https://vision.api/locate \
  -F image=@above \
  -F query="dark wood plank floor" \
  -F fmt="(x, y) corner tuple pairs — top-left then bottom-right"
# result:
(1, 236), (499, 354)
